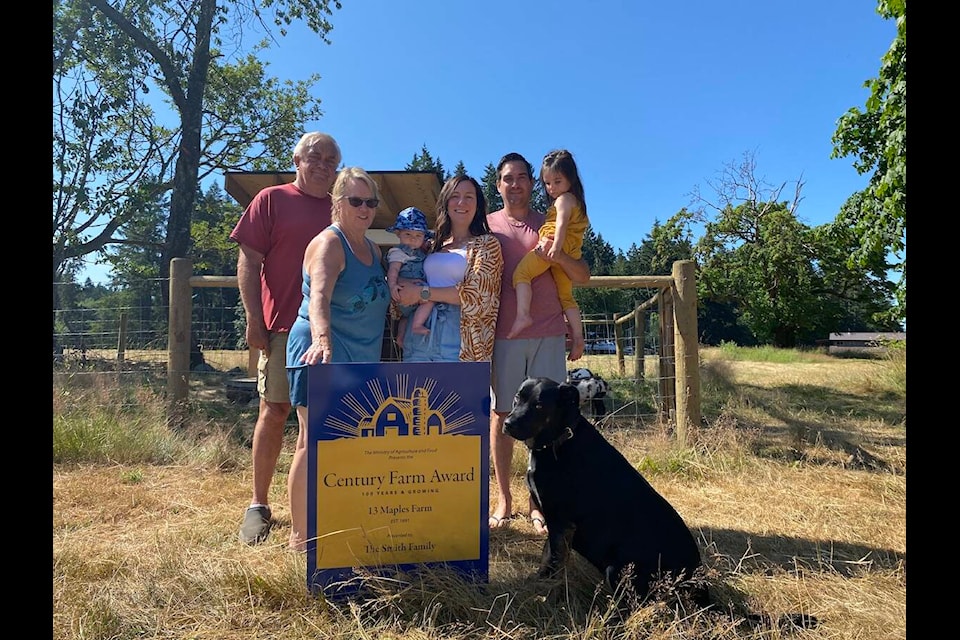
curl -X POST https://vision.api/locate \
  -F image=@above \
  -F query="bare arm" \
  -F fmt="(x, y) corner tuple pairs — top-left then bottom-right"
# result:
(387, 260), (403, 302)
(395, 279), (460, 307)
(546, 193), (575, 261)
(236, 244), (269, 353)
(300, 230), (345, 365)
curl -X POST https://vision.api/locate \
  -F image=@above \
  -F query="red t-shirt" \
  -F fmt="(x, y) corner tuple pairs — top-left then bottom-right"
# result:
(229, 182), (332, 332)
(488, 209), (566, 340)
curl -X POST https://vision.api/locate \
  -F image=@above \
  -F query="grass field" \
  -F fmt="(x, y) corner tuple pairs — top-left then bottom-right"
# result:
(53, 344), (906, 639)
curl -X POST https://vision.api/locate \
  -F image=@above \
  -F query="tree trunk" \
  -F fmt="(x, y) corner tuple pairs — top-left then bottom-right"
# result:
(158, 0), (216, 306)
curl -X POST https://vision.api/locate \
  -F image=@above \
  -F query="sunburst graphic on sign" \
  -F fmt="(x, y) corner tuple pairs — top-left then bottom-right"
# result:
(323, 373), (476, 438)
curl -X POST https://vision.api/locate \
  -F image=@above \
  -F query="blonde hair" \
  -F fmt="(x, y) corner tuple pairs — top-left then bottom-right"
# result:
(330, 167), (380, 223)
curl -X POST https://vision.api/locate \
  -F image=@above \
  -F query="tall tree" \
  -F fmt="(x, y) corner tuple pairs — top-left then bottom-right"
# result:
(631, 213), (695, 276)
(529, 170), (548, 215)
(53, 0), (173, 284)
(692, 153), (818, 347)
(692, 153), (898, 346)
(406, 144), (448, 182)
(54, 0), (342, 302)
(808, 215), (901, 333)
(831, 0), (906, 322)
(480, 163), (501, 212)
(697, 200), (819, 347)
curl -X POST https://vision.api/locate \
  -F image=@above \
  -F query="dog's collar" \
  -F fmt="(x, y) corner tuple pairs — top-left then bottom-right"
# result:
(528, 425), (575, 453)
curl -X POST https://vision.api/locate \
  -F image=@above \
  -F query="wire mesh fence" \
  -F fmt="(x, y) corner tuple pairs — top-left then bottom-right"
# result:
(53, 277), (681, 427)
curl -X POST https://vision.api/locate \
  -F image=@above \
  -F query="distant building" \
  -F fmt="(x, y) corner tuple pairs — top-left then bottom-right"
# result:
(825, 332), (906, 355)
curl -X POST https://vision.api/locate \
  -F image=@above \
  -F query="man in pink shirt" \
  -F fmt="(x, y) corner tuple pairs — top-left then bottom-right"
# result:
(487, 152), (591, 534)
(230, 132), (341, 545)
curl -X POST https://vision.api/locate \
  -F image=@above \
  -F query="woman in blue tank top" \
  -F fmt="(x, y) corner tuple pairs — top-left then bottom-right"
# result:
(285, 167), (390, 551)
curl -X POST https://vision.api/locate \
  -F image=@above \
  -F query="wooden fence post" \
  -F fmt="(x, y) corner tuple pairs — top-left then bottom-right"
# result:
(116, 311), (128, 366)
(167, 258), (193, 429)
(613, 312), (625, 376)
(658, 288), (675, 421)
(634, 303), (644, 379)
(672, 260), (701, 446)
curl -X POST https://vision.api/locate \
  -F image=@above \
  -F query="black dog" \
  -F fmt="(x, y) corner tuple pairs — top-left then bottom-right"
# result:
(503, 376), (707, 606)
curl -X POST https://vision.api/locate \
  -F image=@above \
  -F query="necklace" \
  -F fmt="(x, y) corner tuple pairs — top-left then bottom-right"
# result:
(506, 210), (530, 227)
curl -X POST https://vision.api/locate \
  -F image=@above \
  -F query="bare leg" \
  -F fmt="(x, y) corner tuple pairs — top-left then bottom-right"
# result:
(530, 499), (548, 535)
(489, 411), (513, 526)
(411, 302), (433, 335)
(287, 406), (308, 552)
(507, 282), (534, 338)
(251, 399), (291, 506)
(565, 307), (585, 361)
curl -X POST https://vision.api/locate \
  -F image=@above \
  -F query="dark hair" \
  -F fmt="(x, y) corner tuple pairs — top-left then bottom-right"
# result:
(433, 175), (489, 251)
(496, 152), (534, 182)
(541, 149), (587, 219)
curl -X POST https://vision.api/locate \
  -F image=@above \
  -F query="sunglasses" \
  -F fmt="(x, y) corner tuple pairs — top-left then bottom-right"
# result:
(342, 196), (380, 209)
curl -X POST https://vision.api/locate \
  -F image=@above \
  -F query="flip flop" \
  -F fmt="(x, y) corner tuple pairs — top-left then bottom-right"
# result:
(530, 516), (548, 535)
(488, 515), (512, 529)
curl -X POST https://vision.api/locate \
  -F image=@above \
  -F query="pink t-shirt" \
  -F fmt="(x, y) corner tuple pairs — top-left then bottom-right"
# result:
(229, 182), (332, 332)
(487, 209), (566, 340)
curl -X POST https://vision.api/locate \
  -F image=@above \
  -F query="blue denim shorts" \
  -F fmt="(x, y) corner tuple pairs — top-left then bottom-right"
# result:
(401, 303), (462, 362)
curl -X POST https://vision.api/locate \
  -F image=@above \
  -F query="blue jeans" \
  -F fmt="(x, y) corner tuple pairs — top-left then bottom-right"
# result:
(401, 303), (461, 362)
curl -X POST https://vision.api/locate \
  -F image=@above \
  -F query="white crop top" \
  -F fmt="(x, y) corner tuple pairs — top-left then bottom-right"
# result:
(423, 248), (467, 287)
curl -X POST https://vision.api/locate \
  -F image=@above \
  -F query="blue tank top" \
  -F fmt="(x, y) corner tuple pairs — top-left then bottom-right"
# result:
(296, 225), (390, 362)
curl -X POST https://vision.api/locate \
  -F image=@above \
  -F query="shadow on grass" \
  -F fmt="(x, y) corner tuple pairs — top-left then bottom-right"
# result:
(357, 524), (898, 634)
(701, 360), (905, 473)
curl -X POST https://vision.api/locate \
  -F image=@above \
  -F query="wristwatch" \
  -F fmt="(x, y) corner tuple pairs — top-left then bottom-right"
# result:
(420, 285), (431, 301)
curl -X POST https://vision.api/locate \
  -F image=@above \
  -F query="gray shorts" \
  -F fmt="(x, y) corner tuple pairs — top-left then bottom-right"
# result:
(257, 332), (291, 404)
(490, 336), (566, 413)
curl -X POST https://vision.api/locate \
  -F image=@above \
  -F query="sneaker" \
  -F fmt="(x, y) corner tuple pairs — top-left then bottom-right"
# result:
(239, 505), (272, 545)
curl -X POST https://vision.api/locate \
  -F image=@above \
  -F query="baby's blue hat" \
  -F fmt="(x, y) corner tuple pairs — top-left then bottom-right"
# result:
(386, 207), (434, 239)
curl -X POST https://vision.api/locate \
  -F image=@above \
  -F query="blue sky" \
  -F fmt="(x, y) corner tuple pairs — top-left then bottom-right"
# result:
(80, 0), (896, 283)
(269, 0), (893, 243)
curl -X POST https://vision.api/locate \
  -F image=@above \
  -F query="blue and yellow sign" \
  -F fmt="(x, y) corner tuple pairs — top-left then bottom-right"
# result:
(306, 361), (491, 595)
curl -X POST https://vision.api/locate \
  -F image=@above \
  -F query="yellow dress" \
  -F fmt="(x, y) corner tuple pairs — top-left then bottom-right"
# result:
(511, 202), (587, 311)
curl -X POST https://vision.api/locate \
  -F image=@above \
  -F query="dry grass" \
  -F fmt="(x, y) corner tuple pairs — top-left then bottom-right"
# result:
(53, 346), (906, 639)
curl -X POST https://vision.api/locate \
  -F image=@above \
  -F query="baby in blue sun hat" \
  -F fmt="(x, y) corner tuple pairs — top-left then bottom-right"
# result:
(386, 207), (435, 347)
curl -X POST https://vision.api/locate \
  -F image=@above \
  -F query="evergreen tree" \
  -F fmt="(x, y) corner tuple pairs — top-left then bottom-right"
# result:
(406, 144), (448, 182)
(481, 163), (501, 212)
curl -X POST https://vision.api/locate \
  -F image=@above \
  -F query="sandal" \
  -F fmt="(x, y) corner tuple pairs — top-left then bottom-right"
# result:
(530, 515), (548, 535)
(488, 514), (513, 528)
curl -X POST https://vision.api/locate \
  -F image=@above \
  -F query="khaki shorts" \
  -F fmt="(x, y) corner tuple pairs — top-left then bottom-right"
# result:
(490, 336), (566, 413)
(257, 332), (291, 404)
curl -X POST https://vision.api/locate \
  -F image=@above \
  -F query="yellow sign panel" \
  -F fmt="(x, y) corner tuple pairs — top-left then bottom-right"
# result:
(315, 433), (480, 568)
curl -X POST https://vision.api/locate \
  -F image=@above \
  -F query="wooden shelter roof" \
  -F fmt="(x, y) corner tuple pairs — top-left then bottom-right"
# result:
(223, 170), (444, 246)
